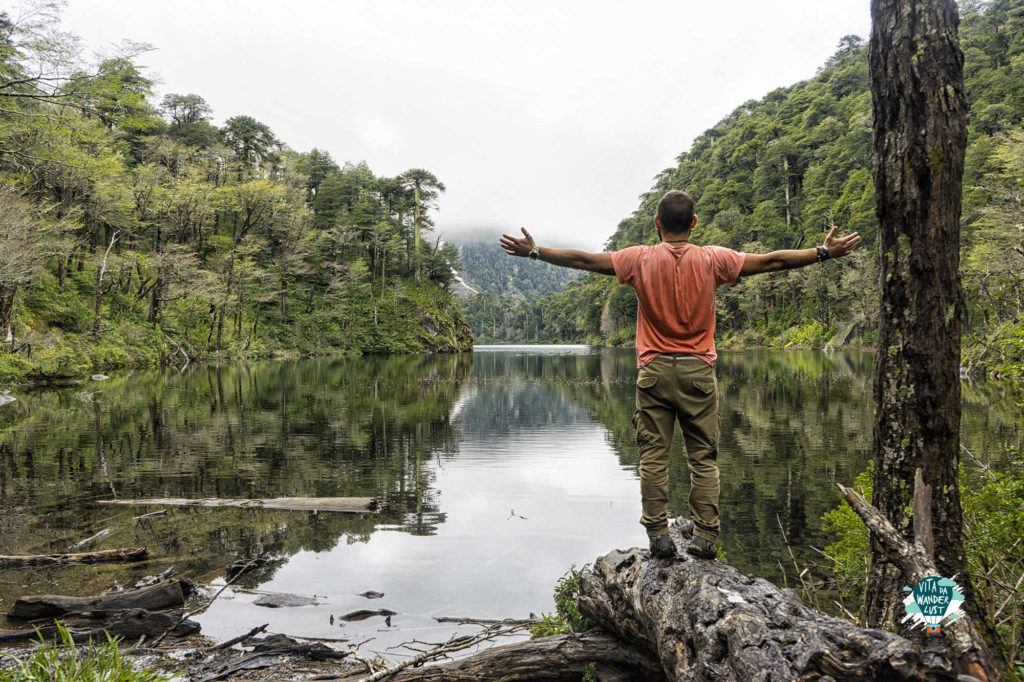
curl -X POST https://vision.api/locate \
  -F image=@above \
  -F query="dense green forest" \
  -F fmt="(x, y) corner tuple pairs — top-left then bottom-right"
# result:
(461, 0), (1024, 377)
(0, 5), (471, 385)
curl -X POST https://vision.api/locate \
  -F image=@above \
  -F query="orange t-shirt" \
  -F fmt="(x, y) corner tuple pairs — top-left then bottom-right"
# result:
(611, 243), (745, 368)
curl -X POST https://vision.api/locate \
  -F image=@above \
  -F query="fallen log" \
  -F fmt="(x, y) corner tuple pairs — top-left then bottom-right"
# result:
(0, 547), (147, 569)
(97, 496), (380, 513)
(577, 518), (959, 681)
(384, 632), (663, 682)
(838, 482), (1001, 681)
(8, 579), (192, 620)
(0, 608), (199, 643)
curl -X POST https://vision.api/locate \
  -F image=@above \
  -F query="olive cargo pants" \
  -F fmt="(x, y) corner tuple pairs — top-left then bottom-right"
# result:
(633, 355), (720, 542)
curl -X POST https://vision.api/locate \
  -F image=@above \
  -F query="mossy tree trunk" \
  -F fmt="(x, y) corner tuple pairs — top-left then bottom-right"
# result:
(866, 0), (992, 648)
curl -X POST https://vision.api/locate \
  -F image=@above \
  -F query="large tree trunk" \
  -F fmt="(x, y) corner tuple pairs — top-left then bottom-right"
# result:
(576, 520), (957, 681)
(866, 0), (979, 634)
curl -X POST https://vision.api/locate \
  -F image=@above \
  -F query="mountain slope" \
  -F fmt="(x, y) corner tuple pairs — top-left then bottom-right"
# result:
(466, 1), (1024, 364)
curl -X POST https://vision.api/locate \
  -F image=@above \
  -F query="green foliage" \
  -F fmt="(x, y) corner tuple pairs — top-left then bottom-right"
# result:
(0, 352), (32, 384)
(22, 273), (92, 333)
(822, 465), (872, 603)
(784, 319), (832, 349)
(0, 623), (171, 682)
(30, 345), (92, 380)
(0, 5), (472, 383)
(530, 565), (594, 637)
(581, 662), (598, 682)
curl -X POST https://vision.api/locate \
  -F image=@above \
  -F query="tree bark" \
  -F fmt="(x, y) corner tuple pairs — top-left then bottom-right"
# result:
(576, 520), (957, 681)
(867, 0), (983, 637)
(386, 632), (664, 682)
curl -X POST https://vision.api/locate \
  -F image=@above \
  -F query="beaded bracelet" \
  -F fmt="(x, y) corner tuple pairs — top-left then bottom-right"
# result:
(816, 245), (832, 263)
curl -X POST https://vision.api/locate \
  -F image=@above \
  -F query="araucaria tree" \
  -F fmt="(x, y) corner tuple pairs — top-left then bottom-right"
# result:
(866, 0), (1002, 676)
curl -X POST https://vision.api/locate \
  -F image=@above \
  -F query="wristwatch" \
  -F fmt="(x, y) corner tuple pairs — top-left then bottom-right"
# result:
(529, 246), (540, 260)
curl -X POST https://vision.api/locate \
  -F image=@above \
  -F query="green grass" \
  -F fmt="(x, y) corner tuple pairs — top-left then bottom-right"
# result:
(0, 624), (172, 682)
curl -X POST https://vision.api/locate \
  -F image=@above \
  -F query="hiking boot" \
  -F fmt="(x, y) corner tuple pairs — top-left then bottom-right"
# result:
(649, 534), (677, 559)
(685, 535), (717, 560)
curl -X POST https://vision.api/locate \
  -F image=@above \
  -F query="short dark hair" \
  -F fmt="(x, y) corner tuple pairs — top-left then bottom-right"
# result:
(656, 190), (695, 234)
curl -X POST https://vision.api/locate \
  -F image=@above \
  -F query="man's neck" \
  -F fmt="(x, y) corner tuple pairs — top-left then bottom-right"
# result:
(661, 232), (691, 245)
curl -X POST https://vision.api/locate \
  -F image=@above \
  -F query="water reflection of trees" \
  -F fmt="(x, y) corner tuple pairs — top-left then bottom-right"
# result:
(0, 353), (472, 599)
(525, 349), (1019, 583)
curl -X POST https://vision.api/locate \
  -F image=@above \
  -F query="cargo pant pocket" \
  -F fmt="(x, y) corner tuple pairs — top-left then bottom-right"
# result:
(632, 409), (657, 447)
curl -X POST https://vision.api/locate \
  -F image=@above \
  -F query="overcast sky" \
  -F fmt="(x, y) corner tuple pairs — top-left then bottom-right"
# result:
(62, 0), (871, 251)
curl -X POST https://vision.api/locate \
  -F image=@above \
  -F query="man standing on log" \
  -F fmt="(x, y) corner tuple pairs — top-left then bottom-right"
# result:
(500, 190), (860, 559)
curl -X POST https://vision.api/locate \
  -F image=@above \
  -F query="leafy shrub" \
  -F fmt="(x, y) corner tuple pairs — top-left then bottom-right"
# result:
(22, 273), (92, 333)
(0, 352), (33, 384)
(530, 565), (595, 637)
(29, 344), (92, 380)
(784, 319), (832, 349)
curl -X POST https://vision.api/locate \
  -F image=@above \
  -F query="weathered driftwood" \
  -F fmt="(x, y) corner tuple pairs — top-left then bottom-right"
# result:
(98, 496), (380, 513)
(8, 579), (192, 620)
(0, 608), (199, 643)
(385, 632), (664, 682)
(0, 547), (147, 569)
(199, 633), (350, 682)
(839, 483), (999, 681)
(577, 518), (959, 681)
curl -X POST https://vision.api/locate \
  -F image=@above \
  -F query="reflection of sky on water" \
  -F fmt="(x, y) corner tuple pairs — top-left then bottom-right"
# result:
(201, 418), (641, 652)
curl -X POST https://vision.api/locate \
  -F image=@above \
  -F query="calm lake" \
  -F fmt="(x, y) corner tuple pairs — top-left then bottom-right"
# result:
(1, 346), (1021, 653)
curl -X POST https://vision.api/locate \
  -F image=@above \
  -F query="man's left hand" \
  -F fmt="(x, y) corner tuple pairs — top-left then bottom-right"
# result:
(500, 228), (536, 258)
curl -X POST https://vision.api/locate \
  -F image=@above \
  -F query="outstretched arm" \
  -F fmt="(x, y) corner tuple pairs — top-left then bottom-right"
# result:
(740, 227), (861, 276)
(500, 228), (616, 276)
